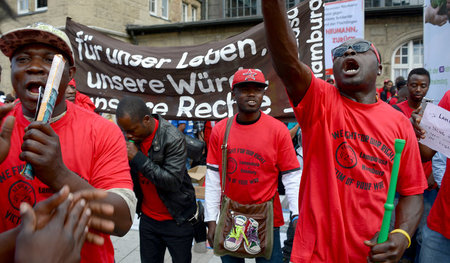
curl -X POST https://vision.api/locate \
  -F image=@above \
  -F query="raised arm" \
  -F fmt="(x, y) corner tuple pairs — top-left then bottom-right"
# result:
(261, 0), (312, 106)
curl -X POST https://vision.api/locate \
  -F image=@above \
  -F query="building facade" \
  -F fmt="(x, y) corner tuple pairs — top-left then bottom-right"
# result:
(0, 0), (201, 94)
(1, 0), (424, 94)
(129, 0), (424, 87)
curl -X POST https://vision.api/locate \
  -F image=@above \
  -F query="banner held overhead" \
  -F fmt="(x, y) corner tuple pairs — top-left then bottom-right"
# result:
(65, 1), (325, 120)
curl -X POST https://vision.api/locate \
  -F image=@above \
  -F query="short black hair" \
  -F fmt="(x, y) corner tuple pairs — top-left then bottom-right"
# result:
(116, 96), (151, 123)
(407, 68), (430, 83)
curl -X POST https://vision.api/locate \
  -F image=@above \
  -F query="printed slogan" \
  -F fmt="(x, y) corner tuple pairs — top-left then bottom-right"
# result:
(331, 129), (395, 192)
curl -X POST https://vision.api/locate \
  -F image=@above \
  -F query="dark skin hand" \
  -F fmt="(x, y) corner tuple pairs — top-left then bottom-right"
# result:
(410, 107), (437, 162)
(364, 194), (423, 262)
(0, 103), (15, 163)
(0, 186), (114, 262)
(207, 221), (216, 248)
(125, 141), (139, 161)
(19, 121), (131, 237)
(15, 193), (90, 263)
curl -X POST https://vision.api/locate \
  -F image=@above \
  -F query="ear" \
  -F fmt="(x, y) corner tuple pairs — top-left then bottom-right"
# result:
(377, 64), (382, 76)
(68, 66), (76, 80)
(143, 115), (151, 124)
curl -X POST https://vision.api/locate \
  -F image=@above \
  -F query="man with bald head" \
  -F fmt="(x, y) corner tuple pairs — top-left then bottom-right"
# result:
(261, 1), (427, 262)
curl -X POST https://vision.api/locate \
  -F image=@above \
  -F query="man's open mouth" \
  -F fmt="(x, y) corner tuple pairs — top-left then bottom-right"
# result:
(343, 59), (360, 74)
(25, 83), (44, 97)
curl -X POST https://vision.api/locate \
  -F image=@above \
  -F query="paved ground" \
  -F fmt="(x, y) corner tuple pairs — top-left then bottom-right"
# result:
(111, 205), (291, 263)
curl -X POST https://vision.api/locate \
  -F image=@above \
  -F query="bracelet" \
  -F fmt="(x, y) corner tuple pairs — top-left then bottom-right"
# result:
(291, 215), (298, 222)
(390, 229), (411, 248)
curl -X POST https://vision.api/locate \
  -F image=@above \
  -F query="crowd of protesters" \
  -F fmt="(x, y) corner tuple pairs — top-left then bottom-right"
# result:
(0, 3), (449, 263)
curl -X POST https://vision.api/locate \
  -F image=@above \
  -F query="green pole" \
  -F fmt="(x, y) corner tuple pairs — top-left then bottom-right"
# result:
(377, 139), (406, 244)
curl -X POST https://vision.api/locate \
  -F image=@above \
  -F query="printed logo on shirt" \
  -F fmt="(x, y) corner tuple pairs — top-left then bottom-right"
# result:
(226, 147), (265, 185)
(227, 157), (238, 174)
(331, 129), (395, 192)
(8, 180), (36, 211)
(335, 142), (357, 168)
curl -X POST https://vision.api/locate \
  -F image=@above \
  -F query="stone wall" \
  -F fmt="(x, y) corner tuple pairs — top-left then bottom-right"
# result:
(0, 0), (201, 94)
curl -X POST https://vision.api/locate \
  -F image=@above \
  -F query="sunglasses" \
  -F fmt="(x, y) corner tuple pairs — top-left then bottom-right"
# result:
(331, 40), (381, 64)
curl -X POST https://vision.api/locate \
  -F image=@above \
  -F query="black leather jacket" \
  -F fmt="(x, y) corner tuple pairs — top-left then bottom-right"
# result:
(129, 115), (197, 225)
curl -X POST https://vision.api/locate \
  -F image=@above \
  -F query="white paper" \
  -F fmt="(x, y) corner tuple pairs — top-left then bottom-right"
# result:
(421, 103), (450, 158)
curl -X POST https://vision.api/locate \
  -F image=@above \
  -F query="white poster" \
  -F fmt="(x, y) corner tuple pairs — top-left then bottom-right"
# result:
(424, 0), (450, 104)
(421, 103), (450, 158)
(324, 0), (365, 76)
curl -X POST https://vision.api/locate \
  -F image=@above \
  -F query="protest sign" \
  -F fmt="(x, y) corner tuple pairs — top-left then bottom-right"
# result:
(65, 0), (325, 120)
(324, 0), (364, 76)
(421, 103), (450, 158)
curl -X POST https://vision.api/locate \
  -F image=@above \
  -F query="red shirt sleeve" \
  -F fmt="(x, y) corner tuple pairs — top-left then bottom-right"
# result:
(89, 119), (133, 190)
(206, 119), (225, 166)
(438, 90), (450, 111)
(277, 124), (301, 171)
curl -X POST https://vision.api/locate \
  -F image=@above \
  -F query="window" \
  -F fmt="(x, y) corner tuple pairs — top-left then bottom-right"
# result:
(17, 0), (29, 14)
(161, 0), (169, 19)
(224, 0), (259, 17)
(35, 0), (47, 11)
(365, 0), (423, 8)
(192, 6), (197, 21)
(182, 3), (188, 22)
(149, 0), (157, 15)
(391, 39), (423, 80)
(286, 0), (303, 9)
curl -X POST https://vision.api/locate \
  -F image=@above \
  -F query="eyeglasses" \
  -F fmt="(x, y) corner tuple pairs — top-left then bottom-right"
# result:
(331, 40), (381, 64)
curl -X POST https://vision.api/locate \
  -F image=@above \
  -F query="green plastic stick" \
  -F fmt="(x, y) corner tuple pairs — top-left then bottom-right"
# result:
(377, 139), (406, 244)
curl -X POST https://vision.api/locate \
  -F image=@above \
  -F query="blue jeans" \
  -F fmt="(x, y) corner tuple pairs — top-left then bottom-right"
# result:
(419, 224), (450, 263)
(221, 228), (283, 263)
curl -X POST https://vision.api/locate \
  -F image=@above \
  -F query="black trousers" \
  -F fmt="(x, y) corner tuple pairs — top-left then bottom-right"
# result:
(139, 214), (194, 263)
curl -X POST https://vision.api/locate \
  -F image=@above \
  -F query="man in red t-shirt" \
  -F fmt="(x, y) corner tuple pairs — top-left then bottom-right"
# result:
(262, 2), (427, 262)
(205, 69), (301, 262)
(394, 68), (433, 182)
(116, 96), (197, 263)
(0, 23), (136, 263)
(392, 68), (437, 261)
(413, 90), (450, 262)
(65, 78), (96, 112)
(394, 68), (430, 118)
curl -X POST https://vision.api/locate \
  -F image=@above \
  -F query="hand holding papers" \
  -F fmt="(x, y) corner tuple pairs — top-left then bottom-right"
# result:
(21, 54), (66, 180)
(420, 103), (450, 158)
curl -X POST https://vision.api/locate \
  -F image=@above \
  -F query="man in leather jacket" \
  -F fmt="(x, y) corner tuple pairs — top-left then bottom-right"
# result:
(116, 96), (197, 263)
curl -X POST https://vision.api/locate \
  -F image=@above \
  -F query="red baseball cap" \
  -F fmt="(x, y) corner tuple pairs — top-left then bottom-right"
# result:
(231, 69), (268, 89)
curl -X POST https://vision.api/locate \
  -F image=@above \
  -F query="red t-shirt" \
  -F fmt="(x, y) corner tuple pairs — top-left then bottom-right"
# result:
(0, 102), (133, 263)
(290, 77), (427, 263)
(204, 121), (216, 149)
(75, 92), (96, 112)
(137, 119), (173, 221)
(427, 90), (450, 238)
(396, 101), (433, 178)
(396, 100), (414, 117)
(389, 96), (399, 105)
(207, 112), (300, 227)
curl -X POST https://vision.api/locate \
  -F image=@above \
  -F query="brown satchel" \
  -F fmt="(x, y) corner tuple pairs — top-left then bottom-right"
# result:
(213, 116), (274, 260)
